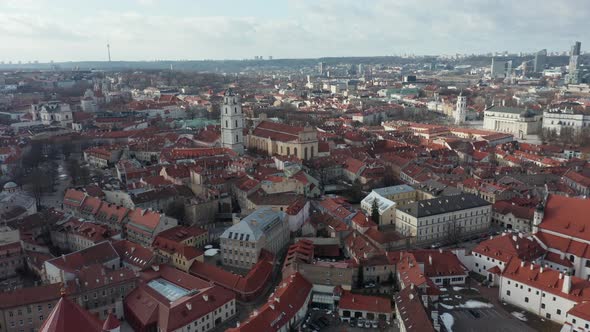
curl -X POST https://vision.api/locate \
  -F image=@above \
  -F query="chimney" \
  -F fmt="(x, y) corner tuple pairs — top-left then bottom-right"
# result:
(518, 233), (523, 239)
(562, 273), (572, 294)
(520, 261), (525, 268)
(512, 235), (517, 242)
(540, 266), (544, 273)
(269, 303), (275, 310)
(529, 264), (534, 270)
(186, 303), (192, 310)
(559, 273), (563, 280)
(410, 283), (415, 290)
(428, 255), (433, 265)
(202, 295), (209, 302)
(409, 293), (414, 300)
(439, 248), (443, 254)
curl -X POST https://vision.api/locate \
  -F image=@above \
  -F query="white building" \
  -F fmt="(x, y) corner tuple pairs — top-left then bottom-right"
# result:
(454, 93), (467, 125)
(220, 208), (290, 269)
(499, 258), (590, 326)
(31, 101), (73, 127)
(542, 107), (590, 135)
(220, 89), (244, 154)
(395, 193), (492, 243)
(533, 195), (590, 280)
(360, 191), (396, 226)
(462, 233), (545, 286)
(483, 106), (542, 138)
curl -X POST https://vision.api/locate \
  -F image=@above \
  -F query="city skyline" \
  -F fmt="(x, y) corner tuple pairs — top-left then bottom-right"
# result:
(0, 0), (589, 62)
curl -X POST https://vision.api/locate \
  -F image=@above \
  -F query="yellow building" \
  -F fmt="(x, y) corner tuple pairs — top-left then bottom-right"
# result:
(247, 121), (318, 160)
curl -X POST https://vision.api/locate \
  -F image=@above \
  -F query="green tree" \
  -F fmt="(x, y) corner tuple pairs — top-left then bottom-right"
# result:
(357, 265), (364, 289)
(371, 199), (380, 224)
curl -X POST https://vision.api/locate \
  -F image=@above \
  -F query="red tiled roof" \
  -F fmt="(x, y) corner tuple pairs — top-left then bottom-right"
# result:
(535, 232), (590, 260)
(502, 257), (590, 303)
(189, 251), (274, 298)
(40, 296), (103, 332)
(568, 301), (590, 322)
(472, 234), (545, 263)
(45, 241), (119, 273)
(227, 273), (312, 332)
(339, 290), (392, 314)
(394, 286), (435, 332)
(539, 195), (590, 242)
(127, 208), (163, 231)
(126, 265), (235, 331)
(493, 201), (534, 220)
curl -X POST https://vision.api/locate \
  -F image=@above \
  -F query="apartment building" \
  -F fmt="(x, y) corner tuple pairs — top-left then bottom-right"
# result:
(220, 208), (289, 269)
(395, 193), (492, 243)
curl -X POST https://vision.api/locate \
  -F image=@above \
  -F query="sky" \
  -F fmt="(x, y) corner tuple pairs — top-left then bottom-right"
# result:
(0, 0), (589, 62)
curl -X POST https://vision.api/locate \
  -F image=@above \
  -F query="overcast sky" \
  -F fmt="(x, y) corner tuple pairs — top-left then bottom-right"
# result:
(0, 0), (589, 62)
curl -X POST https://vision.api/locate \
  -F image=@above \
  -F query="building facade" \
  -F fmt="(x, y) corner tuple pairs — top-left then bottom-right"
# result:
(483, 106), (542, 138)
(395, 193), (492, 243)
(220, 208), (289, 269)
(220, 89), (245, 154)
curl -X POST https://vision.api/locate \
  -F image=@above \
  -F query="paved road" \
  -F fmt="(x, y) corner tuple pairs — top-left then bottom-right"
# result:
(447, 308), (535, 332)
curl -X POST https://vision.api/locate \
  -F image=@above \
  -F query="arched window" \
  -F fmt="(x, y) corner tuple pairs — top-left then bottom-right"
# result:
(235, 107), (237, 113)
(225, 120), (228, 128)
(236, 135), (239, 142)
(235, 120), (238, 127)
(287, 147), (290, 155)
(294, 148), (298, 156)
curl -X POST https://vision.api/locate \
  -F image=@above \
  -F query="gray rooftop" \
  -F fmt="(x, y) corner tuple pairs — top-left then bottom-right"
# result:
(399, 193), (490, 218)
(372, 184), (415, 197)
(221, 208), (284, 242)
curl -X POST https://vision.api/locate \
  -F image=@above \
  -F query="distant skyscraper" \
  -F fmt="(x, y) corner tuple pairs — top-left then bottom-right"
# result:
(268, 56), (273, 60)
(318, 62), (326, 75)
(490, 58), (511, 78)
(566, 41), (582, 85)
(220, 89), (244, 154)
(533, 49), (547, 73)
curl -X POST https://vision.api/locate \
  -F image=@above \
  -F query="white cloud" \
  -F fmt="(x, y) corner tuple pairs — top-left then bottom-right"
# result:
(0, 0), (589, 61)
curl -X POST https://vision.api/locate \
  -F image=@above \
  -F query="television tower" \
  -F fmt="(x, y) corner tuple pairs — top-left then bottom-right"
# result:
(107, 43), (111, 62)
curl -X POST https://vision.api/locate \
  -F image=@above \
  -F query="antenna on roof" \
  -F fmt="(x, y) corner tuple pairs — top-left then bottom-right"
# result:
(107, 42), (112, 62)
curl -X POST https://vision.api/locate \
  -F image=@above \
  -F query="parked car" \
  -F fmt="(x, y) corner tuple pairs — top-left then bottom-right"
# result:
(357, 318), (365, 328)
(349, 318), (356, 327)
(364, 320), (372, 328)
(371, 321), (378, 328)
(469, 309), (481, 318)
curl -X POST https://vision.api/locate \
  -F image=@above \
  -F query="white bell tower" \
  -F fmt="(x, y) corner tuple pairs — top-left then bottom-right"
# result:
(455, 92), (467, 125)
(220, 89), (244, 154)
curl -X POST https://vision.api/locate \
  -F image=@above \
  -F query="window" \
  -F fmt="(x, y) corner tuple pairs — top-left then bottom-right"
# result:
(524, 297), (529, 303)
(557, 309), (561, 315)
(506, 290), (511, 296)
(541, 303), (545, 309)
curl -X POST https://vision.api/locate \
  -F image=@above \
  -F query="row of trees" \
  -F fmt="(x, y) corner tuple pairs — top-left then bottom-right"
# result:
(13, 139), (92, 209)
(539, 127), (590, 147)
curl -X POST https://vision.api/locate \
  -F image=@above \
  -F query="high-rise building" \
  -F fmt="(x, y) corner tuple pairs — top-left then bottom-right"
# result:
(220, 89), (244, 154)
(533, 49), (547, 73)
(566, 41), (582, 85)
(490, 58), (512, 78)
(318, 62), (326, 75)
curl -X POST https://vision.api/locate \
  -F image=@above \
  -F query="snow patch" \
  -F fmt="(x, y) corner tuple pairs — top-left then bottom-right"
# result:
(459, 300), (493, 309)
(511, 312), (528, 321)
(204, 248), (219, 256)
(441, 313), (454, 332)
